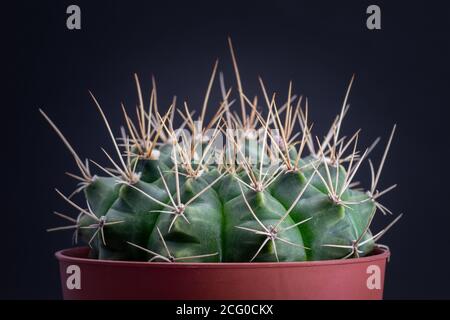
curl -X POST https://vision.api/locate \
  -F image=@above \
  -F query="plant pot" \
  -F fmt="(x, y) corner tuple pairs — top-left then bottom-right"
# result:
(56, 246), (390, 300)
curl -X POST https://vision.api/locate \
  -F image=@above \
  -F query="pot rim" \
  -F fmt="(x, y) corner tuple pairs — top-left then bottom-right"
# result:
(55, 245), (390, 269)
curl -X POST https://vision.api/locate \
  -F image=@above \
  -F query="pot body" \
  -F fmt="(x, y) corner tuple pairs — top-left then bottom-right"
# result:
(56, 247), (389, 300)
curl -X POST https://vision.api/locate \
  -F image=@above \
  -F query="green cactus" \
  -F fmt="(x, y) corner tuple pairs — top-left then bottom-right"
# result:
(43, 41), (401, 263)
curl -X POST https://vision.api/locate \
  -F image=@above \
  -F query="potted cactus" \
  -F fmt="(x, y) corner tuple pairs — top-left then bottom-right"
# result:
(44, 40), (401, 300)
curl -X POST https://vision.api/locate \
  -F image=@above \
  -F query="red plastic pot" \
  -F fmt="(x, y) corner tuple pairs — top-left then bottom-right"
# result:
(56, 246), (390, 300)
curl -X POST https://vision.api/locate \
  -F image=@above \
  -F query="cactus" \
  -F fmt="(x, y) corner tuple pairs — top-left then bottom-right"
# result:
(43, 40), (401, 262)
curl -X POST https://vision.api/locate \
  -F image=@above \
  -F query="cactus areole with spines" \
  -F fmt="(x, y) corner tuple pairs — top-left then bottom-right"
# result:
(43, 40), (401, 263)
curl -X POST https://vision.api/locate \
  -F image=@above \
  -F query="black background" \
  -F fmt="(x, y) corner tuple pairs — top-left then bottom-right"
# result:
(5, 0), (450, 299)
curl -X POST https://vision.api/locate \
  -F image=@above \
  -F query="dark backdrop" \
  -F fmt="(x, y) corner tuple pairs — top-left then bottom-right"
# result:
(6, 0), (450, 299)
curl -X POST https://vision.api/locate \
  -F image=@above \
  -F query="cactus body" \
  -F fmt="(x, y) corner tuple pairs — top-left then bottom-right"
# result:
(72, 146), (375, 262)
(44, 42), (401, 263)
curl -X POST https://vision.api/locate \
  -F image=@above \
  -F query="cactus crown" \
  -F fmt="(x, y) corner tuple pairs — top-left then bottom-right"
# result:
(43, 40), (401, 262)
